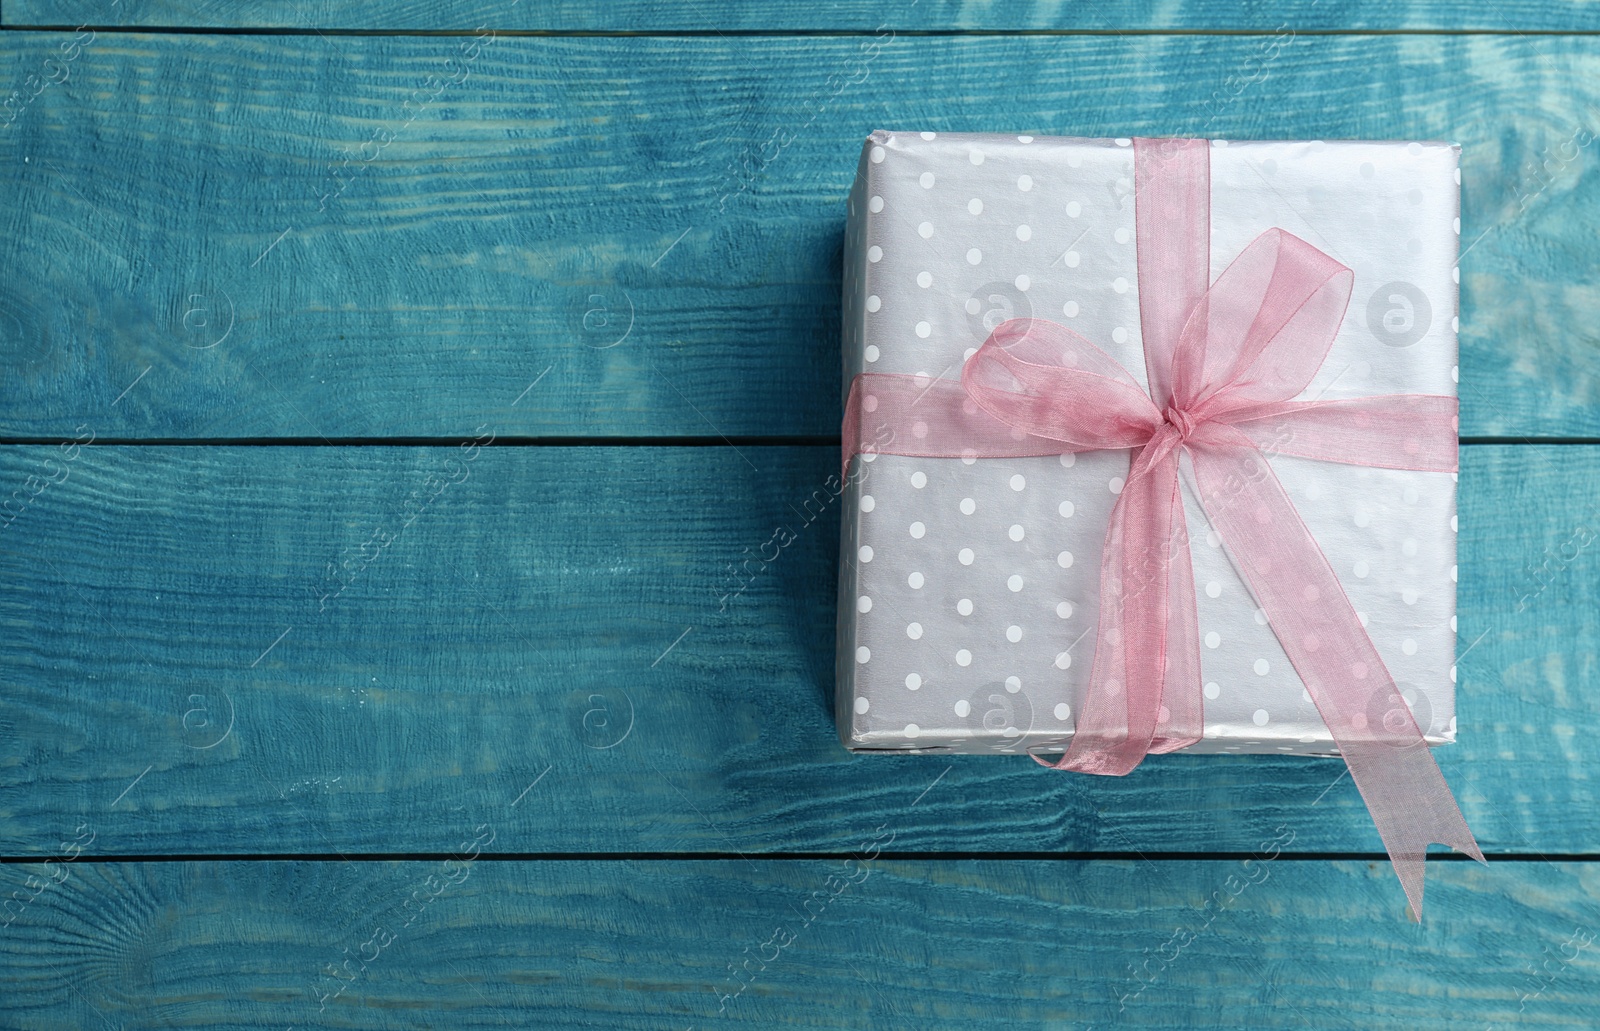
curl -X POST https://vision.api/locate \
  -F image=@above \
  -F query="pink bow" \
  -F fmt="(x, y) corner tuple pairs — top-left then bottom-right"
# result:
(842, 136), (1483, 919)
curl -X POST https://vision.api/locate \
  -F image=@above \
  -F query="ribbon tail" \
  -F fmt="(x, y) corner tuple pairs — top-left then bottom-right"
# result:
(1050, 432), (1200, 773)
(1343, 740), (1486, 921)
(1189, 429), (1483, 921)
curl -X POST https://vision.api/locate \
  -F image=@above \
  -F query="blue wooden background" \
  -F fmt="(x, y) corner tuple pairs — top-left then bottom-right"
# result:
(2, 2), (1599, 1028)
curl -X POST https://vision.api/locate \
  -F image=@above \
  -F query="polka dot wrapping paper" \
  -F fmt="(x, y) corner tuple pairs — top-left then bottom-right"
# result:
(835, 132), (1460, 757)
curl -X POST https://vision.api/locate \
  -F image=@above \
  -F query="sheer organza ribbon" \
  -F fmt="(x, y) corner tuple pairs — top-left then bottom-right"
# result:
(841, 136), (1483, 919)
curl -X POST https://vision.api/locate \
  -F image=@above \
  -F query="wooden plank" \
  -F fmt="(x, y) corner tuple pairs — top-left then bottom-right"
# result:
(1, 857), (1596, 1028)
(0, 443), (1594, 856)
(1, 33), (1598, 439)
(8, 0), (1600, 31)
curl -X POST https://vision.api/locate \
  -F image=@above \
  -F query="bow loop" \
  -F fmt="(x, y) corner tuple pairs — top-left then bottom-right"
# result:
(1171, 228), (1356, 415)
(962, 318), (1161, 451)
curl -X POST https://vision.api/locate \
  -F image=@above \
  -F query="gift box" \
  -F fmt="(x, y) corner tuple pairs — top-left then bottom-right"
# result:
(835, 132), (1460, 758)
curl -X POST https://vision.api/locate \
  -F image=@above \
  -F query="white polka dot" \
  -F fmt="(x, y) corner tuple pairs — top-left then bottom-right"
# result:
(1010, 474), (1026, 491)
(1111, 327), (1128, 344)
(915, 271), (933, 290)
(967, 198), (983, 215)
(1358, 611), (1368, 627)
(960, 497), (976, 515)
(966, 248), (983, 265)
(860, 495), (875, 513)
(1006, 676), (1022, 692)
(1450, 615), (1457, 631)
(1115, 137), (1132, 147)
(1014, 274), (1030, 291)
(920, 131), (937, 141)
(1063, 251), (1080, 268)
(857, 596), (872, 613)
(1006, 625), (1023, 643)
(955, 649), (972, 666)
(1253, 659), (1270, 676)
(1252, 709), (1270, 727)
(905, 672), (922, 690)
(1058, 500), (1075, 519)
(954, 699), (971, 718)
(958, 548), (975, 566)
(1017, 174), (1033, 191)
(1402, 589), (1419, 605)
(1402, 638), (1417, 655)
(956, 598), (973, 616)
(1059, 452), (1076, 469)
(968, 148), (985, 165)
(919, 172), (935, 189)
(1354, 560), (1369, 578)
(1008, 524), (1025, 542)
(866, 295), (881, 312)
(1016, 224), (1032, 241)
(1057, 551), (1073, 568)
(904, 723), (921, 738)
(870, 145), (886, 163)
(1450, 666), (1457, 682)
(856, 646), (871, 664)
(1113, 227), (1131, 244)
(1354, 510), (1370, 528)
(907, 622), (923, 640)
(917, 221), (934, 239)
(1055, 652), (1072, 670)
(869, 195), (884, 213)
(1452, 366), (1459, 383)
(1360, 161), (1375, 178)
(1066, 201), (1082, 217)
(1254, 608), (1267, 625)
(858, 545), (874, 562)
(909, 521), (925, 539)
(864, 345), (880, 363)
(867, 245), (883, 263)
(1208, 531), (1222, 549)
(915, 321), (931, 338)
(1062, 300), (1079, 317)
(1451, 565), (1458, 582)
(1205, 581), (1221, 598)
(1204, 681), (1220, 699)
(855, 696), (869, 714)
(907, 571), (923, 589)
(1007, 574), (1024, 592)
(1056, 601), (1073, 619)
(1112, 277), (1130, 293)
(1205, 631), (1221, 649)
(1109, 477), (1125, 495)
(965, 298), (981, 314)
(1054, 703), (1071, 720)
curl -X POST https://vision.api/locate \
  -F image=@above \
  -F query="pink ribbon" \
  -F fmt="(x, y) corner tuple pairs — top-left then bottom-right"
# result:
(842, 137), (1483, 919)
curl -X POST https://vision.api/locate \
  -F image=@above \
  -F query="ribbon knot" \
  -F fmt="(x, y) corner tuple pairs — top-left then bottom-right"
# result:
(1163, 406), (1197, 442)
(840, 136), (1482, 919)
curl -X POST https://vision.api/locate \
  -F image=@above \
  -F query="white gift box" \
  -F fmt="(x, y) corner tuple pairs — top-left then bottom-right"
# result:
(835, 132), (1459, 756)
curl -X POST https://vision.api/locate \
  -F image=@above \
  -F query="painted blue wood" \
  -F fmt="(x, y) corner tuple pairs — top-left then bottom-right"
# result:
(8, 0), (1600, 31)
(0, 443), (1593, 855)
(0, 857), (1595, 1028)
(1, 33), (1598, 438)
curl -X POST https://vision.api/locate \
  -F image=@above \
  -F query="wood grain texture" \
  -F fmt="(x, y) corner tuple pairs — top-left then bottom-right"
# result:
(8, 0), (1600, 31)
(2, 33), (1599, 438)
(1, 857), (1596, 1029)
(0, 443), (1594, 856)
